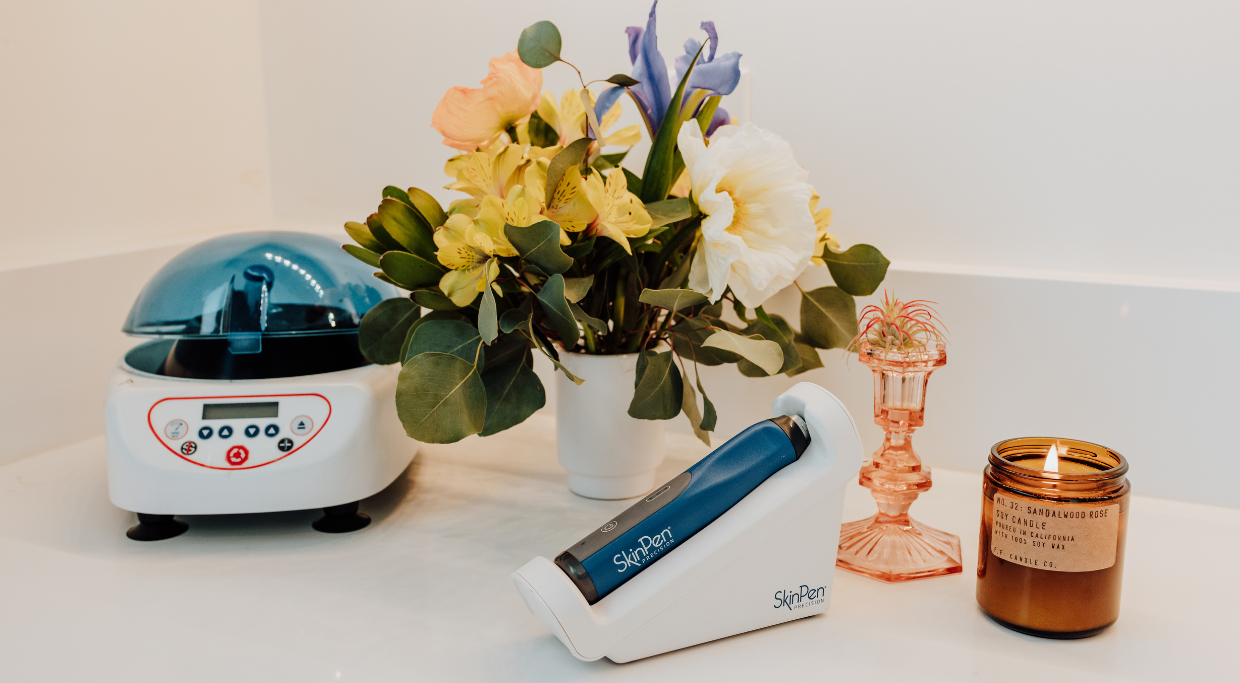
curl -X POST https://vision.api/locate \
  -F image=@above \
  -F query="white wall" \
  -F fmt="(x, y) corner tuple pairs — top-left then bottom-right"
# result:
(664, 0), (1240, 286)
(258, 0), (1240, 287)
(0, 1), (274, 462)
(257, 0), (646, 229)
(0, 1), (272, 269)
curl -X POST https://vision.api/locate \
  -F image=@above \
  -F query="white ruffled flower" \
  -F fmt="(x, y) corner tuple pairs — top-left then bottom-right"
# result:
(677, 121), (816, 308)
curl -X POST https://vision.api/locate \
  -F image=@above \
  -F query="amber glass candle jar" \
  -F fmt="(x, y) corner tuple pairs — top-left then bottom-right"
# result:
(976, 438), (1130, 639)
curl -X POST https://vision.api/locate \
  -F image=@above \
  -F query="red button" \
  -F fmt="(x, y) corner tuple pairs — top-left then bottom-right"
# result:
(226, 445), (249, 466)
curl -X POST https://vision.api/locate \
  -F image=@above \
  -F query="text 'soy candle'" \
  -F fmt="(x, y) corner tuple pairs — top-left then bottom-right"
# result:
(976, 438), (1130, 638)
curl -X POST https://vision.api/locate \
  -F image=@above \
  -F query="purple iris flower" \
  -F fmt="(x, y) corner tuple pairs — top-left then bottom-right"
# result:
(594, 2), (742, 139)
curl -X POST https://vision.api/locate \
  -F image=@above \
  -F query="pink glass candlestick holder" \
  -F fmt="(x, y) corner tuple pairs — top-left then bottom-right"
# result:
(836, 341), (962, 582)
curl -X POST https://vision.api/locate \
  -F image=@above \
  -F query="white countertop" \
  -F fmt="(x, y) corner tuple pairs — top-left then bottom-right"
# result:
(0, 412), (1232, 682)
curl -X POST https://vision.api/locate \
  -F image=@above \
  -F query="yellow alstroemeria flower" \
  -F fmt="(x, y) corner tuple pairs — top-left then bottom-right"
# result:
(434, 214), (503, 307)
(473, 185), (543, 255)
(583, 169), (652, 254)
(595, 95), (642, 148)
(507, 127), (563, 161)
(444, 143), (528, 216)
(523, 159), (596, 244)
(808, 191), (841, 267)
(537, 88), (641, 148)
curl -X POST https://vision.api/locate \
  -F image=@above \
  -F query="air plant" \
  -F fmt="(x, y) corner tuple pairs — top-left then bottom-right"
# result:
(851, 291), (947, 355)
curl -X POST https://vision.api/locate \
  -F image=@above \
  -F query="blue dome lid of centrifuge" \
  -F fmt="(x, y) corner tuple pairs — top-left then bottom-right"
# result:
(123, 232), (397, 350)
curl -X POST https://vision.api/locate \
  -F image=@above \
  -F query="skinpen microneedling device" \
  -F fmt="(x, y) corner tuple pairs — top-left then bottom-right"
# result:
(554, 415), (811, 604)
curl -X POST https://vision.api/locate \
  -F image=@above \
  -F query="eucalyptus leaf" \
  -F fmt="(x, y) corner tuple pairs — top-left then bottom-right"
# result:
(483, 333), (530, 368)
(343, 244), (380, 268)
(479, 277), (499, 345)
(407, 187), (448, 230)
(593, 242), (631, 273)
(570, 302), (608, 333)
(506, 220), (573, 275)
(544, 138), (591, 208)
(680, 372), (710, 446)
(551, 358), (584, 385)
(671, 317), (732, 366)
(522, 264), (548, 280)
(658, 252), (694, 289)
(402, 310), (469, 363)
(524, 328), (583, 385)
(396, 352), (485, 443)
(344, 221), (384, 252)
(496, 280), (526, 296)
(412, 288), (460, 311)
(799, 286), (858, 350)
(628, 351), (683, 420)
(378, 197), (436, 261)
(738, 312), (798, 376)
(786, 341), (825, 377)
(404, 319), (486, 372)
(697, 375), (717, 432)
(562, 234), (596, 260)
(639, 287), (709, 312)
(605, 74), (640, 87)
(517, 20), (562, 68)
(358, 298), (420, 365)
(379, 250), (444, 290)
(480, 350), (545, 436)
(732, 298), (748, 323)
(644, 197), (696, 229)
(823, 244), (890, 297)
(535, 273), (580, 349)
(702, 330), (783, 376)
(563, 275), (593, 303)
(753, 306), (786, 343)
(499, 298), (533, 334)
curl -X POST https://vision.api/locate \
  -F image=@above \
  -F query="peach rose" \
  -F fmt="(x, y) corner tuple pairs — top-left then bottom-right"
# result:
(431, 52), (543, 151)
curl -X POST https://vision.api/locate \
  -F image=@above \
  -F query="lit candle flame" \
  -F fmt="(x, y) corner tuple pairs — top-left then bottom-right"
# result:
(1045, 443), (1061, 472)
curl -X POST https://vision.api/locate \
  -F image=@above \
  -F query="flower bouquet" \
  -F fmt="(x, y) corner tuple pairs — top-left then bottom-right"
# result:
(345, 2), (889, 446)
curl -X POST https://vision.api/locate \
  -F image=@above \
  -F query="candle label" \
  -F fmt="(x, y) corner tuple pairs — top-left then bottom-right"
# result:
(991, 493), (1118, 572)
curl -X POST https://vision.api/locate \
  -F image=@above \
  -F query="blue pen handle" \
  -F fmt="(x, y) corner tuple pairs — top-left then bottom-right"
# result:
(555, 416), (809, 604)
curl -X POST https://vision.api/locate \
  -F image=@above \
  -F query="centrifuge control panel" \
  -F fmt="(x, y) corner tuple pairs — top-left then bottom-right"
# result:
(148, 394), (331, 470)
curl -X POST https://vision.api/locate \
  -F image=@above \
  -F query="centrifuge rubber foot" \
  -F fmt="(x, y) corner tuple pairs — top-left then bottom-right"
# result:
(312, 501), (371, 533)
(126, 513), (189, 541)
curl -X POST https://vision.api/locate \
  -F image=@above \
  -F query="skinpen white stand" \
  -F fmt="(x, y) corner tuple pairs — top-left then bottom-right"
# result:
(512, 382), (863, 663)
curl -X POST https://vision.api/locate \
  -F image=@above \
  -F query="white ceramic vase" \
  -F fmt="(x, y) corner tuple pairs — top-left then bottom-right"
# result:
(555, 351), (666, 500)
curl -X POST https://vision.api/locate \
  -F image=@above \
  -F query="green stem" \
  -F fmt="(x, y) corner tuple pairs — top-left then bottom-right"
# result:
(558, 58), (588, 89)
(649, 217), (700, 285)
(625, 308), (652, 353)
(612, 265), (627, 334)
